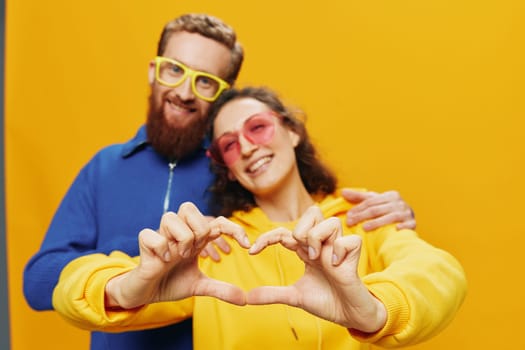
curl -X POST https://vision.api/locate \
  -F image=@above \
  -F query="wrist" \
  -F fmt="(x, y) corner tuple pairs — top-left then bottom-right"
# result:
(369, 297), (387, 333)
(104, 274), (125, 309)
(104, 272), (146, 310)
(346, 291), (387, 333)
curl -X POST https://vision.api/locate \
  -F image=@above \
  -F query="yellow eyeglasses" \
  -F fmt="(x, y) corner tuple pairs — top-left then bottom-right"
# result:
(154, 56), (230, 102)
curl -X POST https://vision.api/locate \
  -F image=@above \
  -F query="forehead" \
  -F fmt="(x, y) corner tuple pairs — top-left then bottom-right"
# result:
(214, 98), (272, 133)
(162, 31), (231, 78)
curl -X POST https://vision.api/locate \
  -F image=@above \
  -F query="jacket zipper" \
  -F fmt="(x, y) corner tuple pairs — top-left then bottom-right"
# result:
(163, 161), (177, 213)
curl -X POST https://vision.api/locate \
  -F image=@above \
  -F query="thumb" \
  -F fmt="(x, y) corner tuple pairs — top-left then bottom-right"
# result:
(246, 286), (297, 307)
(193, 277), (247, 306)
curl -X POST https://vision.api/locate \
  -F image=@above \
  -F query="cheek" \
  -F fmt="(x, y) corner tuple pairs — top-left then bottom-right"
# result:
(151, 84), (167, 101)
(272, 129), (296, 150)
(199, 100), (212, 115)
(228, 162), (244, 179)
(272, 136), (299, 166)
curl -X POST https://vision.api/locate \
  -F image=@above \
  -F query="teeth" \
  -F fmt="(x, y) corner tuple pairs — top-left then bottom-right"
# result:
(248, 156), (271, 173)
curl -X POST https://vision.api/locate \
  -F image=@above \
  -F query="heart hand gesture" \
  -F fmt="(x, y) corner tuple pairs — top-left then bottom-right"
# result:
(105, 202), (251, 309)
(247, 206), (387, 333)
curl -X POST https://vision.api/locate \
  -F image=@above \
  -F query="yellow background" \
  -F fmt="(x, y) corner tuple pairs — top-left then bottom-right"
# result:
(5, 0), (524, 349)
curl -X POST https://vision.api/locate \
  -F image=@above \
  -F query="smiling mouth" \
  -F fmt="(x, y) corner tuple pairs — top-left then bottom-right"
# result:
(247, 156), (272, 173)
(166, 97), (196, 115)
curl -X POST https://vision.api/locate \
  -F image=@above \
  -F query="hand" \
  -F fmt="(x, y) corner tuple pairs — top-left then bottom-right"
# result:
(105, 202), (250, 309)
(199, 216), (232, 262)
(200, 236), (232, 262)
(342, 189), (416, 231)
(247, 206), (387, 333)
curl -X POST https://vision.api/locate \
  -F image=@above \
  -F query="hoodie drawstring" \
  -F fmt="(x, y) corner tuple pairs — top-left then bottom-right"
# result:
(274, 245), (322, 349)
(163, 161), (177, 213)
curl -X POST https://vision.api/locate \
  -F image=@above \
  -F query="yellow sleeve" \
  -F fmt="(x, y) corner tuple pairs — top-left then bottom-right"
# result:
(52, 251), (193, 332)
(350, 226), (467, 347)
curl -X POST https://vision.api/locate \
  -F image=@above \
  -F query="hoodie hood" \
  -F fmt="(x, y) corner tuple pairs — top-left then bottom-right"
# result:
(230, 194), (352, 237)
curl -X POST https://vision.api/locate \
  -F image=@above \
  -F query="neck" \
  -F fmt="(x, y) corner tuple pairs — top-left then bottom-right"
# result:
(254, 171), (315, 222)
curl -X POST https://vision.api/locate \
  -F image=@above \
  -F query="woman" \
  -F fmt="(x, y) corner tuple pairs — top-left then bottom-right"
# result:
(53, 87), (467, 349)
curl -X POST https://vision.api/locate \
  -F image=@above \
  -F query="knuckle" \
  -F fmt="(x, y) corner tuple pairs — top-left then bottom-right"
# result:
(212, 216), (228, 227)
(162, 211), (177, 220)
(368, 207), (381, 217)
(178, 201), (195, 212)
(385, 190), (400, 199)
(292, 229), (307, 241)
(391, 212), (403, 221)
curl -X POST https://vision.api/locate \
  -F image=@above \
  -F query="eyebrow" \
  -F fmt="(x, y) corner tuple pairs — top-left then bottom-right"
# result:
(166, 56), (221, 76)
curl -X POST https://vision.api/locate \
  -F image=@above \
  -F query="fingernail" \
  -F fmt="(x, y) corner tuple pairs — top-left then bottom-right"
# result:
(243, 237), (251, 247)
(332, 253), (338, 265)
(308, 246), (316, 259)
(163, 251), (171, 261)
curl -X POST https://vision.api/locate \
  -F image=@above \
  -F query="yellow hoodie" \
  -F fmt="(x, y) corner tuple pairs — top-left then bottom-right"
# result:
(53, 195), (466, 349)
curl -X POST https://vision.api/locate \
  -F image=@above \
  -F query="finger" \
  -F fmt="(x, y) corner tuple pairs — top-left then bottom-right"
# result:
(301, 217), (343, 260)
(199, 236), (231, 262)
(210, 216), (251, 248)
(177, 202), (215, 256)
(246, 286), (298, 307)
(347, 190), (402, 218)
(249, 227), (296, 254)
(204, 215), (216, 222)
(139, 229), (171, 262)
(293, 206), (325, 241)
(396, 218), (417, 230)
(348, 201), (402, 228)
(199, 243), (221, 262)
(362, 210), (413, 231)
(341, 188), (372, 204)
(193, 277), (246, 306)
(332, 235), (362, 266)
(212, 236), (232, 254)
(292, 206), (325, 258)
(158, 211), (197, 258)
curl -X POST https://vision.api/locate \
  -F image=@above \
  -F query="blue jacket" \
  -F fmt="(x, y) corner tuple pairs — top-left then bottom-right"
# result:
(23, 125), (214, 349)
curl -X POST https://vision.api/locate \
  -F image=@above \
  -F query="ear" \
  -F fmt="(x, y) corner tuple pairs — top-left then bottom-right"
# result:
(148, 60), (156, 85)
(288, 129), (300, 148)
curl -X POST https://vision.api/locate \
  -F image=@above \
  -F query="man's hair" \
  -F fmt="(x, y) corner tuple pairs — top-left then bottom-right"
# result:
(207, 86), (338, 217)
(158, 14), (244, 84)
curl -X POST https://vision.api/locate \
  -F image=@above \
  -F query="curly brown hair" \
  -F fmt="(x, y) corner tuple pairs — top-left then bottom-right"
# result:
(157, 14), (244, 84)
(207, 87), (338, 217)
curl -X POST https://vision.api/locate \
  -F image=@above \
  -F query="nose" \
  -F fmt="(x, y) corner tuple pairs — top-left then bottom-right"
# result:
(238, 134), (258, 158)
(175, 76), (195, 101)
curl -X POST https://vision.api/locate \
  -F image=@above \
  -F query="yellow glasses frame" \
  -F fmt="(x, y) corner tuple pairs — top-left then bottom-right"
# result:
(154, 56), (230, 102)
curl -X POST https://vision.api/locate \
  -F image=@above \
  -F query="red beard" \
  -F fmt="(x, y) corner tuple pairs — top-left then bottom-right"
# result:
(145, 93), (208, 161)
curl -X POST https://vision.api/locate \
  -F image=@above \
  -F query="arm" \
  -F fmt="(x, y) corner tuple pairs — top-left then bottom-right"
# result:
(52, 203), (250, 331)
(247, 205), (466, 347)
(52, 251), (194, 332)
(24, 166), (116, 310)
(342, 189), (416, 231)
(23, 156), (145, 311)
(356, 225), (467, 347)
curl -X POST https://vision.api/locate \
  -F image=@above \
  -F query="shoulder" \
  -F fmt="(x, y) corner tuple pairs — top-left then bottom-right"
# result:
(317, 193), (351, 217)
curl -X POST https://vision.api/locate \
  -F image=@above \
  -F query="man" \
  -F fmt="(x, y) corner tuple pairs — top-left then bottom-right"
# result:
(23, 14), (415, 350)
